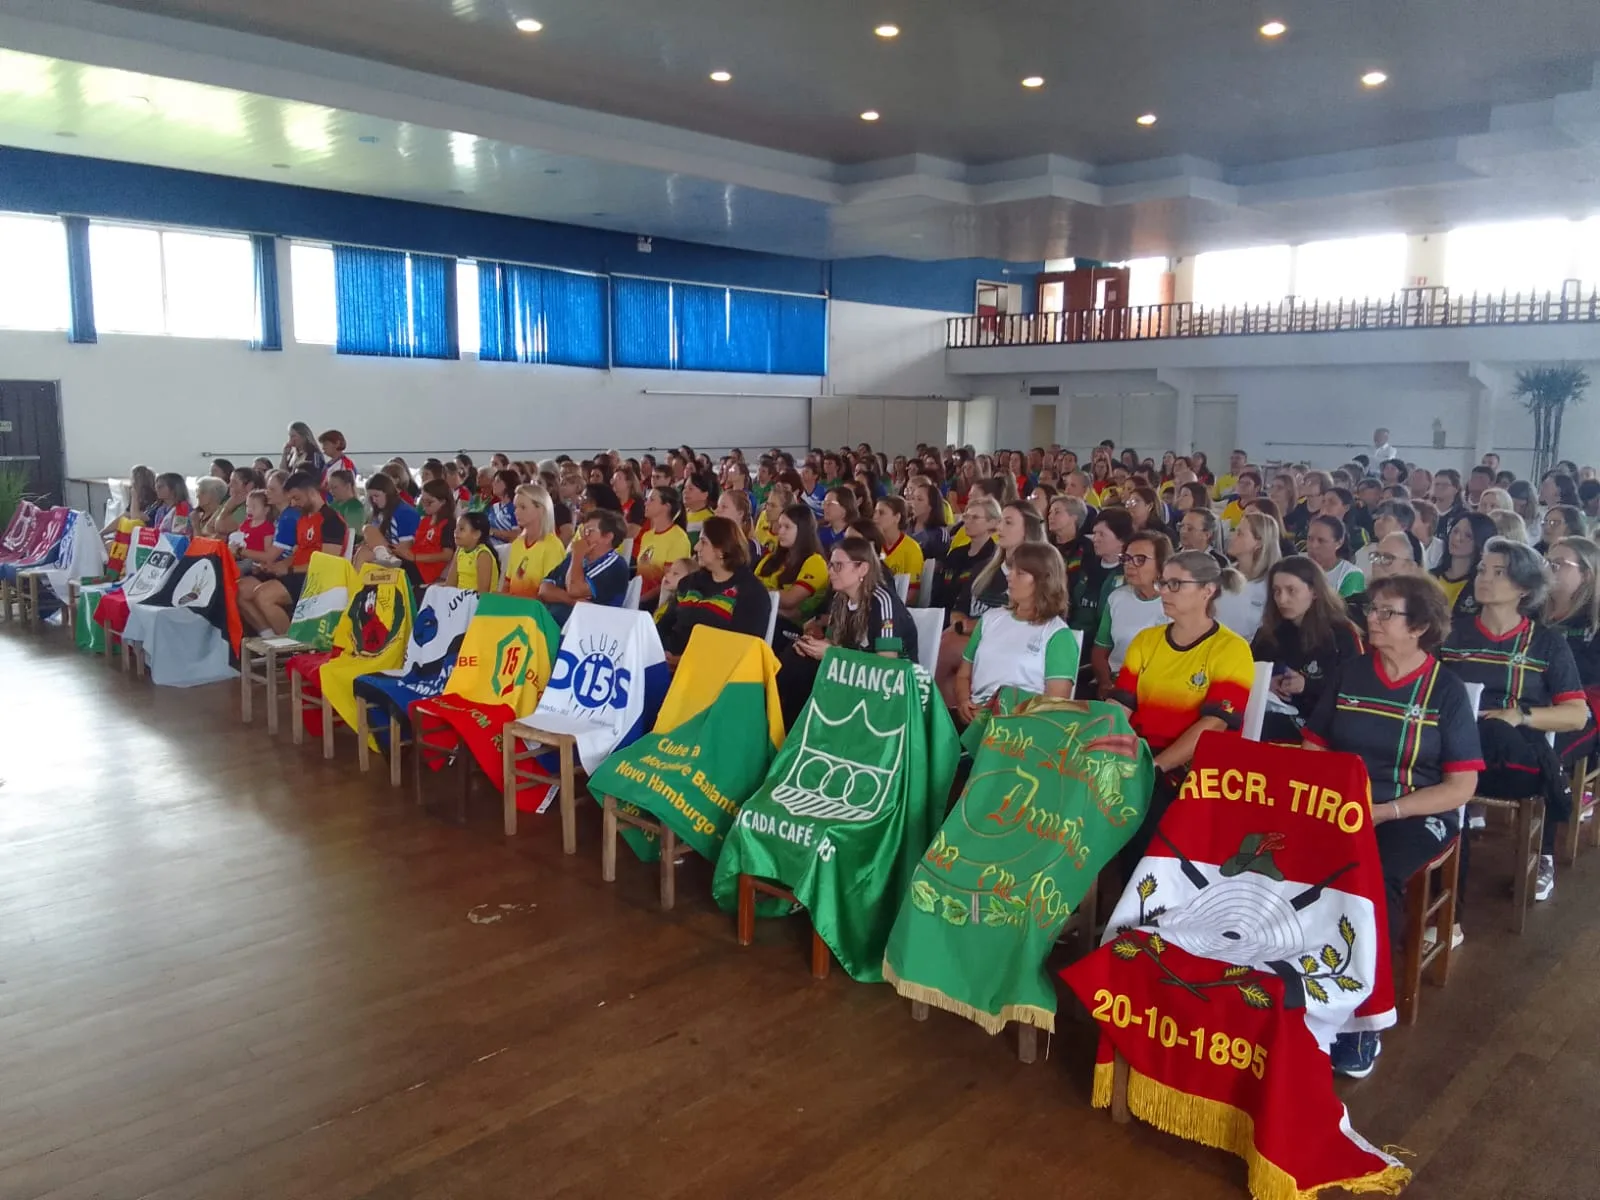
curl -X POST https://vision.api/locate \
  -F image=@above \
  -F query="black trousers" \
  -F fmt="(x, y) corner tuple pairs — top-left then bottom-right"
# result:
(1118, 769), (1184, 878)
(1376, 812), (1459, 945)
(776, 649), (821, 729)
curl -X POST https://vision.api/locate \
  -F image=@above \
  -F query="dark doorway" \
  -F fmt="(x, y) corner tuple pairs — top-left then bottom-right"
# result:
(0, 381), (65, 506)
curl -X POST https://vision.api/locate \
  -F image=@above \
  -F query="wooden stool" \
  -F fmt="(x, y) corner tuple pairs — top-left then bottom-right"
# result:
(355, 699), (407, 786)
(239, 636), (309, 733)
(1397, 837), (1460, 1025)
(288, 671), (346, 752)
(15, 570), (45, 626)
(501, 721), (583, 853)
(1559, 758), (1600, 864)
(0, 576), (15, 622)
(599, 794), (695, 910)
(1476, 794), (1544, 934)
(735, 874), (830, 979)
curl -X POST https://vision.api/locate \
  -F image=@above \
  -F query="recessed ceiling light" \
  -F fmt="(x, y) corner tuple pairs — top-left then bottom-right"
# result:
(1135, 113), (1158, 126)
(709, 70), (732, 83)
(860, 110), (880, 121)
(1361, 70), (1387, 87)
(514, 17), (543, 33)
(55, 130), (77, 138)
(270, 162), (290, 169)
(544, 167), (562, 175)
(1259, 20), (1287, 37)
(1021, 76), (1045, 89)
(358, 134), (379, 144)
(874, 24), (899, 38)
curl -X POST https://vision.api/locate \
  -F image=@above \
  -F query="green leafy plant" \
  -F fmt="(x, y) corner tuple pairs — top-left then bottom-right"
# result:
(0, 464), (29, 532)
(1515, 365), (1590, 480)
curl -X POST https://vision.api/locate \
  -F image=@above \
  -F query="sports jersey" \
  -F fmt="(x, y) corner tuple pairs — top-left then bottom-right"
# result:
(1221, 499), (1247, 527)
(505, 530), (565, 598)
(273, 505), (348, 570)
(1554, 613), (1600, 687)
(964, 608), (1080, 703)
(1111, 621), (1255, 751)
(322, 454), (356, 483)
(755, 549), (829, 618)
(1303, 654), (1484, 804)
(159, 501), (193, 536)
(636, 524), (693, 588)
(542, 549), (629, 626)
(1439, 616), (1585, 712)
(412, 514), (455, 585)
(451, 543), (500, 594)
(487, 500), (518, 532)
(1212, 473), (1239, 502)
(684, 508), (714, 546)
(818, 523), (849, 553)
(935, 538), (996, 612)
(1069, 555), (1122, 635)
(1434, 573), (1472, 616)
(655, 567), (770, 656)
(238, 517), (275, 554)
(1094, 583), (1169, 673)
(881, 534), (925, 603)
(754, 509), (778, 551)
(330, 496), (366, 533)
(1214, 576), (1268, 642)
(831, 584), (917, 659)
(1323, 558), (1365, 598)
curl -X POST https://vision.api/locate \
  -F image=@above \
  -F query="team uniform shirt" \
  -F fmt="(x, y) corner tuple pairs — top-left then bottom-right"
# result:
(935, 538), (997, 613)
(1433, 571), (1476, 620)
(636, 524), (693, 590)
(830, 584), (917, 660)
(412, 515), (455, 585)
(276, 506), (349, 570)
(755, 550), (829, 619)
(754, 509), (779, 551)
(964, 609), (1080, 704)
(1094, 584), (1170, 673)
(1053, 535), (1087, 601)
(1069, 555), (1123, 637)
(655, 567), (771, 657)
(1111, 622), (1255, 752)
(238, 517), (276, 554)
(817, 523), (850, 553)
(1303, 654), (1484, 805)
(1220, 499), (1248, 528)
(330, 496), (366, 533)
(1439, 616), (1586, 712)
(803, 484), (827, 517)
(373, 500), (421, 548)
(322, 454), (357, 484)
(542, 549), (630, 627)
(487, 501), (518, 534)
(505, 530), (566, 598)
(1554, 613), (1600, 690)
(912, 525), (950, 561)
(1250, 620), (1364, 723)
(1212, 472), (1239, 502)
(881, 534), (925, 603)
(451, 543), (500, 594)
(684, 508), (714, 546)
(1214, 576), (1268, 642)
(1323, 558), (1365, 598)
(158, 501), (193, 536)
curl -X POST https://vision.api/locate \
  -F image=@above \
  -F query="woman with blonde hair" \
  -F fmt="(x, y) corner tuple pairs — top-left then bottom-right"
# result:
(755, 482), (794, 551)
(502, 483), (565, 597)
(1487, 509), (1529, 543)
(1217, 510), (1283, 639)
(1477, 486), (1514, 515)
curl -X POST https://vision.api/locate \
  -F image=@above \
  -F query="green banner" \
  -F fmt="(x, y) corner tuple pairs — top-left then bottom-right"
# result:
(711, 648), (960, 982)
(74, 583), (113, 653)
(883, 694), (1153, 1033)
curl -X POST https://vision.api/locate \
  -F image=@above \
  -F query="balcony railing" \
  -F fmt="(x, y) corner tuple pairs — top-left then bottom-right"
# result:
(946, 283), (1600, 349)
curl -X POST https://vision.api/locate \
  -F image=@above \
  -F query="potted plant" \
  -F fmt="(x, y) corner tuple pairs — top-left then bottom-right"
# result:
(1514, 365), (1591, 480)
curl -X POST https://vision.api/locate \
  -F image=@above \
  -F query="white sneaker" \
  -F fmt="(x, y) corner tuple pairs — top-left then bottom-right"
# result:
(1535, 854), (1555, 902)
(1422, 923), (1464, 950)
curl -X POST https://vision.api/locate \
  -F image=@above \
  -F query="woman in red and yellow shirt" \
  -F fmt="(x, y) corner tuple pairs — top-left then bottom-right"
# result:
(406, 479), (457, 587)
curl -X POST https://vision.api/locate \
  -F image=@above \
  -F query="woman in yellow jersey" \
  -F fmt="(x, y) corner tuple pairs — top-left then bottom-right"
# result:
(874, 495), (926, 604)
(452, 511), (500, 594)
(1431, 510), (1495, 622)
(754, 482), (794, 552)
(682, 471), (718, 546)
(636, 485), (693, 611)
(754, 502), (829, 644)
(502, 483), (565, 597)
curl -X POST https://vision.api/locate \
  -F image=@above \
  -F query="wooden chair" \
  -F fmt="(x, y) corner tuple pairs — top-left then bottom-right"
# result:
(1396, 828), (1460, 1025)
(239, 635), (310, 733)
(13, 570), (46, 626)
(355, 698), (408, 786)
(1559, 756), (1600, 864)
(288, 669), (351, 757)
(500, 720), (583, 853)
(599, 794), (695, 910)
(735, 874), (831, 979)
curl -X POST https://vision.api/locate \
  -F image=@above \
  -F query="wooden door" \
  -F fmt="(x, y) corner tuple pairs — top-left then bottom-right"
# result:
(0, 380), (65, 506)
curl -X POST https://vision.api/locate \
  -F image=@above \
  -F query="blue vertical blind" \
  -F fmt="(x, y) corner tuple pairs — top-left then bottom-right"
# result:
(333, 245), (457, 358)
(249, 233), (281, 351)
(478, 262), (608, 367)
(63, 215), (96, 344)
(610, 276), (825, 374)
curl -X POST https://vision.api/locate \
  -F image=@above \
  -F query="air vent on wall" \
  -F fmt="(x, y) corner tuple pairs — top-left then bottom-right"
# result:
(1029, 385), (1061, 397)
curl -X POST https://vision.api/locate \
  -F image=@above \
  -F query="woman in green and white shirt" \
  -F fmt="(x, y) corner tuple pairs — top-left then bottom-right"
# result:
(954, 542), (1080, 725)
(1306, 513), (1365, 599)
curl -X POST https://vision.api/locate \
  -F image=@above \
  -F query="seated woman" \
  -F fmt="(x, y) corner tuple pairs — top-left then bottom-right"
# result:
(1109, 550), (1256, 865)
(409, 480), (458, 588)
(1305, 514), (1364, 598)
(754, 503), (829, 645)
(1216, 510), (1283, 641)
(682, 471), (718, 544)
(1301, 574), (1482, 1078)
(486, 469), (524, 543)
(102, 464), (159, 545)
(1441, 536), (1590, 902)
(538, 509), (630, 626)
(1091, 531), (1171, 698)
(189, 477), (230, 540)
(352, 473), (420, 572)
(907, 478), (950, 561)
(451, 511), (499, 594)
(1070, 506), (1134, 655)
(818, 486), (859, 553)
(776, 535), (918, 727)
(1537, 504), (1586, 553)
(1545, 536), (1600, 778)
(874, 496), (925, 603)
(933, 496), (1000, 611)
(212, 467), (258, 538)
(754, 483), (793, 553)
(948, 540), (1077, 735)
(1432, 511), (1496, 623)
(654, 515), (771, 664)
(634, 486), (692, 610)
(937, 501), (1046, 705)
(152, 473), (193, 536)
(1250, 555), (1364, 742)
(714, 488), (762, 564)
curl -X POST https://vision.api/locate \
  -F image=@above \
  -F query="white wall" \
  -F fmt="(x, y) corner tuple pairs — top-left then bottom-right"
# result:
(0, 297), (964, 479)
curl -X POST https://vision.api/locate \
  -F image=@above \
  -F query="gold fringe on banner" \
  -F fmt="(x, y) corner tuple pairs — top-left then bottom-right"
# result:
(1091, 1062), (1412, 1200)
(881, 961), (1055, 1035)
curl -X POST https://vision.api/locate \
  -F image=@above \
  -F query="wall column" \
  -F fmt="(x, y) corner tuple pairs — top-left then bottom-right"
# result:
(1158, 368), (1196, 454)
(1468, 361), (1510, 473)
(1406, 233), (1447, 289)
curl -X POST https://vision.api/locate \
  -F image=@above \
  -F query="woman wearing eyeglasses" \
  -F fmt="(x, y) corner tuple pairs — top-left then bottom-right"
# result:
(1109, 550), (1256, 863)
(1536, 504), (1586, 554)
(776, 535), (919, 727)
(1301, 574), (1482, 1078)
(1545, 536), (1600, 780)
(1090, 531), (1172, 698)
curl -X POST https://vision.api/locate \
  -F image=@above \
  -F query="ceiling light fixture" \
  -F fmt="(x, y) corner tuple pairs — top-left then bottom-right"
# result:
(358, 134), (379, 144)
(874, 24), (899, 38)
(1021, 76), (1044, 88)
(1259, 20), (1287, 37)
(271, 162), (290, 169)
(1135, 113), (1157, 126)
(514, 17), (543, 33)
(1361, 70), (1388, 87)
(709, 70), (732, 82)
(860, 110), (880, 121)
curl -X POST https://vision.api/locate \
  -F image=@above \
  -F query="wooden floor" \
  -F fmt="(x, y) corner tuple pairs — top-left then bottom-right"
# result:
(2, 630), (1598, 1200)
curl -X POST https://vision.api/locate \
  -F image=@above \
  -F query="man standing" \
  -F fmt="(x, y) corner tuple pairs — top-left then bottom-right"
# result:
(1371, 428), (1398, 464)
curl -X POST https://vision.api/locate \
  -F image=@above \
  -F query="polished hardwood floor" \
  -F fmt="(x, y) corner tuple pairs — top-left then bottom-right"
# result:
(2, 628), (1597, 1199)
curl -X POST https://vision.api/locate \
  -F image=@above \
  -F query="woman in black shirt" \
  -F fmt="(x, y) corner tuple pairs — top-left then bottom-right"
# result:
(655, 517), (771, 663)
(1251, 556), (1363, 742)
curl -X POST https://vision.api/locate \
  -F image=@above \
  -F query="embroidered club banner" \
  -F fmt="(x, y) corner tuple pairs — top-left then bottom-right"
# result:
(409, 595), (563, 781)
(883, 693), (1153, 1034)
(0, 505), (69, 579)
(106, 515), (145, 576)
(94, 534), (187, 634)
(588, 625), (785, 863)
(0, 500), (39, 561)
(350, 586), (480, 737)
(1060, 734), (1405, 1200)
(524, 602), (671, 774)
(710, 648), (960, 982)
(312, 565), (413, 737)
(284, 552), (359, 650)
(39, 511), (108, 612)
(142, 538), (245, 651)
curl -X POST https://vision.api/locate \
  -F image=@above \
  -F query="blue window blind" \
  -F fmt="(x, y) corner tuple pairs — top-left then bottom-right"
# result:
(611, 276), (825, 374)
(64, 215), (96, 344)
(249, 233), (281, 351)
(478, 262), (607, 368)
(332, 245), (457, 358)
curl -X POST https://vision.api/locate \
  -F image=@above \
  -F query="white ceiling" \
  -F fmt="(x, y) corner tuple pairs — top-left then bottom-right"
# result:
(1, 0), (1599, 262)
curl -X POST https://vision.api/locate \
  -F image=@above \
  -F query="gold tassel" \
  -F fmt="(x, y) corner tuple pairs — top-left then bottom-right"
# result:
(881, 961), (1056, 1035)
